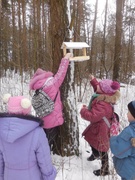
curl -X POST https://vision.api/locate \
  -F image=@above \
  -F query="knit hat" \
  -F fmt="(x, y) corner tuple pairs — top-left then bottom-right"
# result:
(99, 79), (120, 94)
(128, 101), (135, 119)
(3, 94), (31, 115)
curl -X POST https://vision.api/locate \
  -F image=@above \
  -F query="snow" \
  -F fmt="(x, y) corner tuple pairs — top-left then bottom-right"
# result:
(1, 71), (135, 180)
(54, 102), (121, 180)
(61, 42), (90, 49)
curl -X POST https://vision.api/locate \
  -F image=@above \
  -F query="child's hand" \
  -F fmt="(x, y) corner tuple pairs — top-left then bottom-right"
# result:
(80, 105), (87, 118)
(131, 138), (135, 147)
(64, 53), (73, 60)
(81, 105), (87, 110)
(80, 105), (87, 112)
(89, 74), (94, 80)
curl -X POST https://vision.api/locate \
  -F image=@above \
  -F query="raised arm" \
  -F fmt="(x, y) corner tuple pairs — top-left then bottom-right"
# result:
(53, 53), (73, 88)
(89, 75), (99, 92)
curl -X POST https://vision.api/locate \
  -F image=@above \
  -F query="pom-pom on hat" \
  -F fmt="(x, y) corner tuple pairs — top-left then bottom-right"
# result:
(128, 101), (135, 119)
(3, 94), (31, 115)
(99, 79), (120, 94)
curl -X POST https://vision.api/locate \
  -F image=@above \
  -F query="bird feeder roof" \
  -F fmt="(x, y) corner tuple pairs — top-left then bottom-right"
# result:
(61, 42), (90, 49)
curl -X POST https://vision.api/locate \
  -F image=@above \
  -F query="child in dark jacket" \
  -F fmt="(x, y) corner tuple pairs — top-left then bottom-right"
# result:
(110, 100), (135, 180)
(80, 75), (120, 176)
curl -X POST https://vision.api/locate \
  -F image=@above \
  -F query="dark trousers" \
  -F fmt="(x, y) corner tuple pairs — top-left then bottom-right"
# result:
(44, 126), (58, 151)
(91, 146), (109, 170)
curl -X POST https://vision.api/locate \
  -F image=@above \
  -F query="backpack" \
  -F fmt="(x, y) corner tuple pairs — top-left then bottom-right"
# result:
(32, 86), (58, 118)
(103, 112), (120, 136)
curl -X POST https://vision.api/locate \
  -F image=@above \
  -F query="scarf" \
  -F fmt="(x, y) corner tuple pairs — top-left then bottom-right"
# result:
(88, 93), (99, 110)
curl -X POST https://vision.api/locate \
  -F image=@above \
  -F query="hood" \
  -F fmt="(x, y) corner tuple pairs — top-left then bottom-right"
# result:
(130, 121), (135, 127)
(96, 90), (121, 104)
(0, 113), (43, 143)
(29, 68), (53, 90)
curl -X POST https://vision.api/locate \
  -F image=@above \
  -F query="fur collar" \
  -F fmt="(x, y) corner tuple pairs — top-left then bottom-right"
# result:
(0, 113), (44, 127)
(96, 90), (121, 104)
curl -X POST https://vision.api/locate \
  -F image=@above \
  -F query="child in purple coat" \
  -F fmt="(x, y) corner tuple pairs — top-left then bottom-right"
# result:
(0, 94), (56, 180)
(29, 53), (72, 150)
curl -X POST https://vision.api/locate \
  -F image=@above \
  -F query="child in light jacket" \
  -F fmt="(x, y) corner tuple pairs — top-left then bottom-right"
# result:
(80, 75), (120, 176)
(110, 100), (135, 180)
(29, 53), (72, 150)
(0, 94), (56, 180)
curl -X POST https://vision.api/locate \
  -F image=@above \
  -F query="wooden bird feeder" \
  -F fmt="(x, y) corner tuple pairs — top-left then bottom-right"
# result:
(61, 42), (90, 61)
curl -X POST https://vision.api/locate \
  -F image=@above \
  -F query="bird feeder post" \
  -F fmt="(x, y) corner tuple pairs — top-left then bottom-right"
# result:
(82, 48), (86, 56)
(63, 45), (67, 56)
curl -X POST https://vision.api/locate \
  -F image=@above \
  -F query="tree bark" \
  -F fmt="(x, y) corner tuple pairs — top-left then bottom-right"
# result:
(113, 0), (125, 81)
(48, 0), (79, 156)
(87, 0), (98, 74)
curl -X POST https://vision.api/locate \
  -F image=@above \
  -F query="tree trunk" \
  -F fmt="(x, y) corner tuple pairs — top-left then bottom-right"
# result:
(48, 0), (79, 156)
(100, 0), (108, 78)
(87, 0), (98, 74)
(113, 0), (125, 81)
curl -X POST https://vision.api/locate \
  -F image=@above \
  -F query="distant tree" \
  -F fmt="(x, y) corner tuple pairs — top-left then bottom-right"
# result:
(87, 0), (98, 74)
(120, 0), (135, 83)
(113, 0), (125, 80)
(100, 0), (108, 78)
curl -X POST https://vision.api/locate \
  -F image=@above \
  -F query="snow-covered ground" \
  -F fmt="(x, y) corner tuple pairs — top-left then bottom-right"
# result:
(1, 71), (135, 180)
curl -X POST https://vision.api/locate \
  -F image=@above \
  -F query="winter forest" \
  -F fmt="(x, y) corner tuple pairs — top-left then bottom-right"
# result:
(1, 0), (135, 179)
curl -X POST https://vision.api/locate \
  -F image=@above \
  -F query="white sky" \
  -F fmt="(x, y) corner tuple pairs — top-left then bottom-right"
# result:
(88, 0), (115, 10)
(86, 0), (116, 28)
(87, 0), (116, 16)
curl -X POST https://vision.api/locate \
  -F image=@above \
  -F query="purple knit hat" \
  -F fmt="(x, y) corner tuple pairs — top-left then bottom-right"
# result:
(99, 79), (120, 94)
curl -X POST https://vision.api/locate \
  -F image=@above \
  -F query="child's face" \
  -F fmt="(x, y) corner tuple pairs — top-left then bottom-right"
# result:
(127, 110), (135, 122)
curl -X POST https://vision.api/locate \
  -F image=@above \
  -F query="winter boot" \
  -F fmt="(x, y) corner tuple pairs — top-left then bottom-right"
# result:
(94, 151), (109, 176)
(93, 165), (109, 176)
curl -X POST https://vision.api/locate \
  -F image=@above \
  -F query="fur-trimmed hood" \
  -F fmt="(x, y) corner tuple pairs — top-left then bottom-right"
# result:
(96, 90), (121, 104)
(0, 113), (44, 143)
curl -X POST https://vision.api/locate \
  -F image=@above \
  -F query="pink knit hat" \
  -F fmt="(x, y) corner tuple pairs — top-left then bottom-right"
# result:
(3, 94), (31, 115)
(99, 79), (120, 94)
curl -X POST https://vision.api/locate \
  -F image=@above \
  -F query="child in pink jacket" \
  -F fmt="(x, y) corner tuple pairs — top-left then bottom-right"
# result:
(80, 75), (120, 176)
(29, 53), (72, 150)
